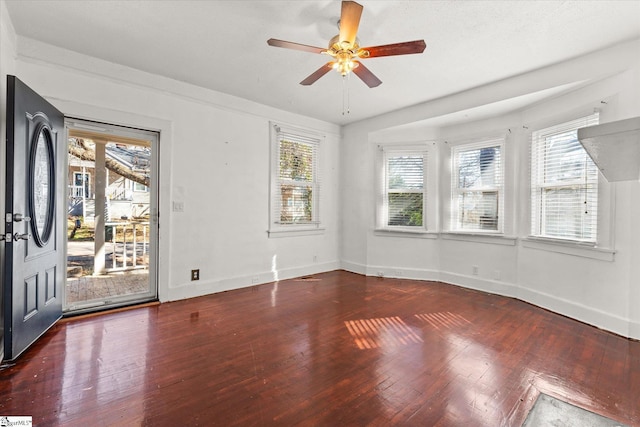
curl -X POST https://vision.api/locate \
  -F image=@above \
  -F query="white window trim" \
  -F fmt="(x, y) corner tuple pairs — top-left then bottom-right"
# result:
(268, 227), (326, 238)
(521, 237), (615, 261)
(73, 171), (90, 183)
(375, 142), (432, 235)
(529, 113), (600, 244)
(268, 122), (324, 237)
(132, 180), (149, 192)
(522, 178), (615, 259)
(450, 138), (505, 234)
(441, 232), (517, 246)
(373, 229), (439, 239)
(72, 171), (91, 198)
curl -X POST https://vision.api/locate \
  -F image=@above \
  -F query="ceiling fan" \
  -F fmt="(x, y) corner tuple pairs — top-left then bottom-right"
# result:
(267, 0), (426, 88)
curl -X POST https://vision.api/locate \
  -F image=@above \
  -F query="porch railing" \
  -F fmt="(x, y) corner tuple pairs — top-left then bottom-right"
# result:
(104, 221), (150, 272)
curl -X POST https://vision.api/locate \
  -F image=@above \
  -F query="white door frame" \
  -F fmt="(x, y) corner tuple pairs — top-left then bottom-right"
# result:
(64, 118), (160, 312)
(52, 99), (172, 305)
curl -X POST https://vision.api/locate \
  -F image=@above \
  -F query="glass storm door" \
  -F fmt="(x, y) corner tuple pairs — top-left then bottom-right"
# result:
(65, 120), (159, 313)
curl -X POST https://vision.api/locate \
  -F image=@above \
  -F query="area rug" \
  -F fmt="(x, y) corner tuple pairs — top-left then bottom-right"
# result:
(522, 393), (628, 427)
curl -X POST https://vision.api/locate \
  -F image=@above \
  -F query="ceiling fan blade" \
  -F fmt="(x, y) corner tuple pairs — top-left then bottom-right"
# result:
(267, 38), (325, 54)
(352, 62), (382, 88)
(360, 40), (427, 58)
(300, 62), (334, 86)
(339, 1), (363, 48)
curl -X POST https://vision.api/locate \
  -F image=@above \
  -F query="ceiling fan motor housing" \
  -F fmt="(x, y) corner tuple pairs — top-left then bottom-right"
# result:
(326, 35), (370, 75)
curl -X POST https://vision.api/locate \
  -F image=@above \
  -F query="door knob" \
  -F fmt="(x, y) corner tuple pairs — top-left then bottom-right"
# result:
(13, 233), (31, 241)
(13, 213), (31, 222)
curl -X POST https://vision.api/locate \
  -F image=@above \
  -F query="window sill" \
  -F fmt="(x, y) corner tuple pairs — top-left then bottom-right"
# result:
(374, 229), (438, 239)
(441, 232), (517, 246)
(521, 237), (615, 261)
(268, 227), (326, 238)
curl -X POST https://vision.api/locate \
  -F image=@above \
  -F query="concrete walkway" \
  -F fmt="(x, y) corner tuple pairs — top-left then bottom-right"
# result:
(67, 240), (102, 257)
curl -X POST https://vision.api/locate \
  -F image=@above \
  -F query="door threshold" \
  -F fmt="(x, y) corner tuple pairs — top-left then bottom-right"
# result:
(61, 300), (159, 322)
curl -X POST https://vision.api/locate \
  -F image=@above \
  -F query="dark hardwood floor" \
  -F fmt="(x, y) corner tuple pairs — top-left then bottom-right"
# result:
(1, 270), (638, 426)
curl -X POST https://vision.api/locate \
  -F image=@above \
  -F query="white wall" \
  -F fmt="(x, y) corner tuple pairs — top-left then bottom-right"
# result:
(341, 39), (640, 339)
(0, 7), (341, 303)
(2, 1), (639, 340)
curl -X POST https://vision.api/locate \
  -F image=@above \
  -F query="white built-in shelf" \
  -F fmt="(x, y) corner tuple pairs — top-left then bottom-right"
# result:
(578, 116), (640, 182)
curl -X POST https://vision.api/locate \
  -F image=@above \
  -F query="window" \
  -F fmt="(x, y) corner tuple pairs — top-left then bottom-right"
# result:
(451, 140), (504, 233)
(530, 113), (599, 242)
(133, 181), (148, 192)
(269, 123), (322, 234)
(72, 172), (91, 198)
(378, 147), (427, 230)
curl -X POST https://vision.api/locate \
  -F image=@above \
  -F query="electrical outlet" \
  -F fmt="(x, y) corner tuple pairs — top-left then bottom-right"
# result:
(173, 201), (184, 212)
(252, 277), (259, 284)
(377, 271), (385, 277)
(493, 269), (501, 280)
(472, 265), (479, 276)
(191, 269), (199, 281)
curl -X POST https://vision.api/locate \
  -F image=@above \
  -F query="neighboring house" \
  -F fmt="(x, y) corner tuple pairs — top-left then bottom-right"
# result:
(68, 142), (151, 223)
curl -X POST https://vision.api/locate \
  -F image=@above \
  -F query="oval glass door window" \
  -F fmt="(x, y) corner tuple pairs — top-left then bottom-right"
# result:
(29, 125), (55, 246)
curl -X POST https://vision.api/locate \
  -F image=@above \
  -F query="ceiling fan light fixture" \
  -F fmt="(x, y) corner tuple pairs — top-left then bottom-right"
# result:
(333, 51), (358, 76)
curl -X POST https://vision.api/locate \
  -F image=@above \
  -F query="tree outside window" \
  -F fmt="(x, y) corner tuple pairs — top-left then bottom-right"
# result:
(270, 123), (322, 234)
(278, 139), (314, 223)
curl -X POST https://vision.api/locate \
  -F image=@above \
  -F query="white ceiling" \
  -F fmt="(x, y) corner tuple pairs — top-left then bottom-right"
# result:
(5, 0), (640, 125)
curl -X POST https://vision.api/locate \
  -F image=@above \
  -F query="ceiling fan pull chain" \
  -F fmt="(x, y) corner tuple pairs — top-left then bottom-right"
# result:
(347, 73), (351, 115)
(342, 74), (351, 116)
(342, 75), (346, 115)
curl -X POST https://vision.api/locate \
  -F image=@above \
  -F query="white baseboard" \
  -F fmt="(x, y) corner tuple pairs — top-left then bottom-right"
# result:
(439, 271), (519, 299)
(435, 275), (636, 340)
(340, 260), (368, 275)
(516, 285), (634, 340)
(341, 260), (439, 281)
(342, 261), (637, 340)
(365, 265), (440, 281)
(166, 260), (340, 302)
(164, 259), (638, 340)
(629, 320), (640, 341)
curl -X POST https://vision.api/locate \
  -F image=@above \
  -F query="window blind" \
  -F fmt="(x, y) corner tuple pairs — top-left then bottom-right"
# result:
(530, 113), (599, 241)
(451, 140), (503, 232)
(385, 153), (425, 227)
(273, 127), (320, 226)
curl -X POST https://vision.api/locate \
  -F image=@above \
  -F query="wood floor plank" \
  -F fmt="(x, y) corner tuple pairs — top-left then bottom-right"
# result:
(1, 270), (638, 426)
